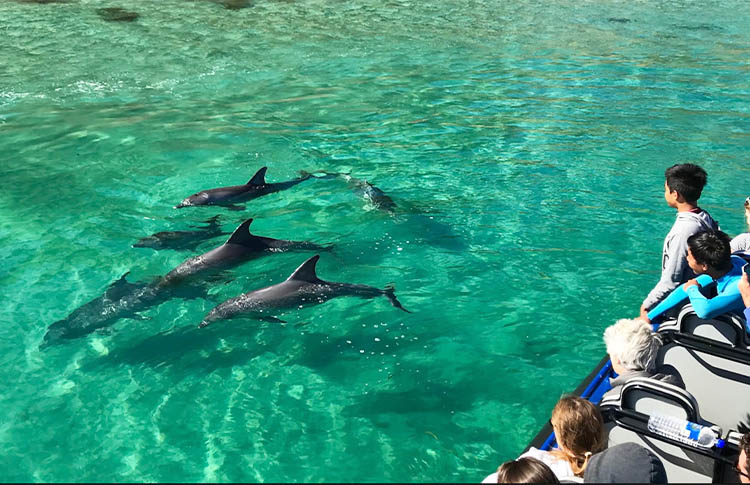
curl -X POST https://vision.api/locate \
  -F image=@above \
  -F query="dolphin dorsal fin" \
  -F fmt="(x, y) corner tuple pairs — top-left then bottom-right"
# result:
(287, 255), (321, 282)
(110, 272), (131, 288)
(226, 218), (254, 245)
(247, 167), (268, 185)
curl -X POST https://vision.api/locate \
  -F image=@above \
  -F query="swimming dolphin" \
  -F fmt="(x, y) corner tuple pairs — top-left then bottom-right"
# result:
(174, 167), (311, 210)
(41, 273), (169, 346)
(317, 172), (396, 213)
(198, 255), (410, 328)
(159, 218), (331, 286)
(133, 216), (227, 251)
(347, 176), (396, 213)
(96, 7), (139, 21)
(42, 219), (329, 346)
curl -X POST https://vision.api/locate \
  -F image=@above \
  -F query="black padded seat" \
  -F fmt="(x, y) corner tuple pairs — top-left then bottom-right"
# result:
(600, 376), (698, 420)
(600, 377), (717, 483)
(658, 304), (748, 348)
(655, 330), (750, 433)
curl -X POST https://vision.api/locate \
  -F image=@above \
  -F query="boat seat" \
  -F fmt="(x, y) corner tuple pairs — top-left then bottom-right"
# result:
(655, 331), (750, 433)
(657, 304), (748, 349)
(600, 377), (717, 483)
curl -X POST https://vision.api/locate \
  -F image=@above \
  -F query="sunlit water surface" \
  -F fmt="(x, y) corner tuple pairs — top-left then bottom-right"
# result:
(1, 0), (749, 481)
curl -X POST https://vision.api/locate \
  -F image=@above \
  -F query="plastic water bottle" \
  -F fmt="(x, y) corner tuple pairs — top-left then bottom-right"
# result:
(647, 413), (725, 449)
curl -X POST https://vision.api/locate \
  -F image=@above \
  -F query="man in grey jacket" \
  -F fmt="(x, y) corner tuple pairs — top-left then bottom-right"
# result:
(639, 164), (719, 320)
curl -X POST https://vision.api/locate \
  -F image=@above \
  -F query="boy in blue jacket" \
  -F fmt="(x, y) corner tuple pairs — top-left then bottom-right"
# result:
(647, 231), (745, 322)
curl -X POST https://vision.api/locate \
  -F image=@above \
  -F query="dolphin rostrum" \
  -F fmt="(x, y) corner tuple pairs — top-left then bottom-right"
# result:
(133, 215), (227, 251)
(174, 167), (312, 210)
(199, 255), (410, 328)
(159, 218), (331, 286)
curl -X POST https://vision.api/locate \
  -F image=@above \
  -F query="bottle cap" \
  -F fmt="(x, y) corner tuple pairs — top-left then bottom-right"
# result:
(716, 439), (726, 449)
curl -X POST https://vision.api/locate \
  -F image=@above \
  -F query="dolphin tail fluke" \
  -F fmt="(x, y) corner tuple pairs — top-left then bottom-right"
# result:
(383, 285), (411, 313)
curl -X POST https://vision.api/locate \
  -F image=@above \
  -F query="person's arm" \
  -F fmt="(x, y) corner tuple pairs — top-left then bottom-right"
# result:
(642, 232), (691, 312)
(739, 273), (750, 308)
(730, 233), (750, 253)
(685, 280), (742, 320)
(738, 273), (750, 331)
(647, 274), (714, 321)
(647, 284), (688, 321)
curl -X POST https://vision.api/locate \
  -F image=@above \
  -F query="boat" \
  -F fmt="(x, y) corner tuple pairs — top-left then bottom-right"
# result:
(524, 304), (750, 483)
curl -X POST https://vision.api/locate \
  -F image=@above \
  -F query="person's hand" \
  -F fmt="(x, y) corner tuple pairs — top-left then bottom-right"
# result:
(683, 279), (699, 290)
(739, 272), (750, 308)
(639, 305), (650, 323)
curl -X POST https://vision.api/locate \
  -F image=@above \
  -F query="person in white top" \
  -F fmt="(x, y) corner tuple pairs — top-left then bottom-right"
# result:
(483, 396), (605, 483)
(483, 457), (559, 484)
(730, 197), (750, 254)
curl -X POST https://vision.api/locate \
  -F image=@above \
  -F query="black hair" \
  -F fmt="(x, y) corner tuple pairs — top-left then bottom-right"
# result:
(741, 433), (750, 479)
(496, 457), (560, 484)
(687, 231), (732, 272)
(664, 164), (708, 203)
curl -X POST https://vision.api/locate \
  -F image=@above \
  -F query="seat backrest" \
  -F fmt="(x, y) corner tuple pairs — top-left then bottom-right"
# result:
(661, 304), (748, 348)
(656, 336), (750, 433)
(600, 377), (699, 421)
(604, 423), (717, 483)
(600, 378), (717, 483)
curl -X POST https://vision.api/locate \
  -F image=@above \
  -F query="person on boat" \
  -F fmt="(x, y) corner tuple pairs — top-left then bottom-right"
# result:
(483, 396), (605, 483)
(739, 432), (750, 484)
(730, 196), (750, 255)
(740, 272), (750, 335)
(639, 164), (719, 320)
(602, 318), (684, 399)
(583, 442), (667, 483)
(646, 231), (746, 322)
(489, 457), (559, 484)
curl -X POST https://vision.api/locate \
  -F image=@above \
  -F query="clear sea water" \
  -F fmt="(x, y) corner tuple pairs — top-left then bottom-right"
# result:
(1, 0), (749, 481)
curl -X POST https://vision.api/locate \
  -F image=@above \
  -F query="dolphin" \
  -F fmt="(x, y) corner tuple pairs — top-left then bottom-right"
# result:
(318, 172), (396, 213)
(14, 0), (71, 3)
(198, 255), (410, 327)
(219, 0), (252, 8)
(41, 273), (170, 347)
(43, 219), (329, 346)
(133, 216), (227, 251)
(159, 218), (331, 286)
(174, 167), (311, 210)
(96, 7), (139, 21)
(348, 177), (396, 213)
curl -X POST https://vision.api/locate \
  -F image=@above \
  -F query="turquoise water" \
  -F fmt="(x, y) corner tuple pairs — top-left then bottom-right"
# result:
(2, 0), (749, 481)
